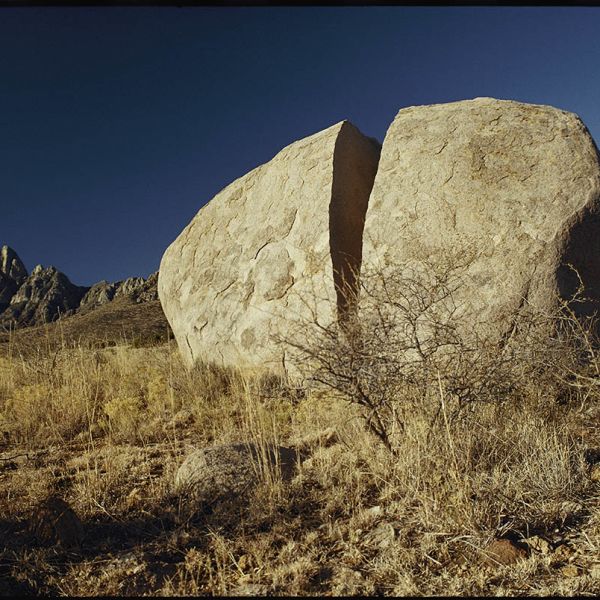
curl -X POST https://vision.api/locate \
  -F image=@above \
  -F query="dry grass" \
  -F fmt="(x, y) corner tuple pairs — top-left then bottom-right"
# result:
(1, 333), (600, 596)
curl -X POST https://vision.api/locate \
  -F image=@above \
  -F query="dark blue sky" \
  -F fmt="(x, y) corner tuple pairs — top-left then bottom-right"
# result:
(1, 7), (599, 285)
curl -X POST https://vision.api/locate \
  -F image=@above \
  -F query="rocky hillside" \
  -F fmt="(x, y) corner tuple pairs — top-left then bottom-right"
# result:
(0, 245), (160, 331)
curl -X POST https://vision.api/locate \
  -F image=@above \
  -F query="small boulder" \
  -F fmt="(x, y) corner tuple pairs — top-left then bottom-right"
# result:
(28, 495), (83, 549)
(228, 582), (270, 596)
(560, 564), (580, 577)
(363, 521), (396, 549)
(174, 443), (297, 506)
(482, 538), (528, 566)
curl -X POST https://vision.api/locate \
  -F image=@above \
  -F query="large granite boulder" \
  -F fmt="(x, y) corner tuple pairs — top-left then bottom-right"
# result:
(363, 98), (600, 337)
(0, 264), (89, 329)
(159, 121), (380, 370)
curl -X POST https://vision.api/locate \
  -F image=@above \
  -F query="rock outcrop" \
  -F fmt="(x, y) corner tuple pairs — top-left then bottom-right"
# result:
(78, 280), (118, 312)
(0, 264), (89, 328)
(363, 98), (600, 337)
(0, 245), (160, 330)
(0, 245), (27, 311)
(159, 121), (381, 371)
(1, 245), (27, 285)
(115, 272), (159, 303)
(78, 272), (158, 313)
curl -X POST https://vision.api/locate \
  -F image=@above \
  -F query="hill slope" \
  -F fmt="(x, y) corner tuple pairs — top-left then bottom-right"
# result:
(0, 298), (171, 356)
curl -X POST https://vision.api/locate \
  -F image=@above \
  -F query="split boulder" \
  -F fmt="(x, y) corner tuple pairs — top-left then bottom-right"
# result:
(159, 121), (380, 371)
(363, 97), (600, 337)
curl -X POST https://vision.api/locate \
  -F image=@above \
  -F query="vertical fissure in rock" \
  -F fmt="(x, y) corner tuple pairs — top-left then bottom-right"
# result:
(329, 122), (381, 323)
(557, 205), (600, 322)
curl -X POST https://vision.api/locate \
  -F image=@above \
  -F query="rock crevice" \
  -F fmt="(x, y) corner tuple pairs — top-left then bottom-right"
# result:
(159, 98), (600, 373)
(158, 120), (381, 371)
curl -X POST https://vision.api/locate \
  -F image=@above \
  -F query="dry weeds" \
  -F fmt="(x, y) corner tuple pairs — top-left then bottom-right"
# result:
(0, 331), (600, 596)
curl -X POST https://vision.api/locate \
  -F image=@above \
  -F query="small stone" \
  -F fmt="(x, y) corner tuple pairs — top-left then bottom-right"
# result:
(482, 539), (528, 566)
(553, 544), (574, 562)
(590, 465), (600, 482)
(525, 535), (552, 555)
(560, 564), (580, 577)
(331, 567), (364, 596)
(365, 505), (383, 517)
(228, 583), (269, 596)
(363, 522), (396, 549)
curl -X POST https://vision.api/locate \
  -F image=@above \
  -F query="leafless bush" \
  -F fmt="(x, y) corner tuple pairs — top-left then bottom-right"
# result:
(286, 252), (600, 454)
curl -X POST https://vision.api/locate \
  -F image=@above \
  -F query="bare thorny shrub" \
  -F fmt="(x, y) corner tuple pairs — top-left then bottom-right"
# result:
(285, 248), (600, 541)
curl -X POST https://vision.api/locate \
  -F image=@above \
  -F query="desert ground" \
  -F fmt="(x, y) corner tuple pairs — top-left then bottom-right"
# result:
(2, 295), (600, 597)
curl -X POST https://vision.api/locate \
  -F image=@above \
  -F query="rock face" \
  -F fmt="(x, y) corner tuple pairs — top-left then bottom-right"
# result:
(78, 272), (158, 313)
(0, 244), (160, 329)
(133, 271), (159, 303)
(363, 98), (600, 337)
(1, 264), (89, 328)
(78, 280), (118, 312)
(1, 245), (27, 285)
(174, 443), (297, 506)
(0, 245), (27, 311)
(159, 121), (381, 370)
(116, 272), (159, 303)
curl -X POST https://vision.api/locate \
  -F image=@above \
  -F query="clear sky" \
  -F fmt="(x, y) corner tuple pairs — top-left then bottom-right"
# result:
(1, 6), (599, 286)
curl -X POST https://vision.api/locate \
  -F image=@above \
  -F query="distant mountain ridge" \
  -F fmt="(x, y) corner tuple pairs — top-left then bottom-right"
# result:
(0, 245), (158, 331)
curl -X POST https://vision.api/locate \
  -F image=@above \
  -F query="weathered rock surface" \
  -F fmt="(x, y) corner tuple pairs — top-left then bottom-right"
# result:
(114, 276), (145, 300)
(133, 271), (159, 303)
(0, 264), (89, 329)
(0, 245), (27, 311)
(174, 443), (297, 505)
(78, 272), (158, 313)
(118, 271), (159, 303)
(159, 121), (380, 370)
(1, 245), (27, 285)
(363, 98), (600, 337)
(78, 280), (118, 312)
(0, 272), (19, 312)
